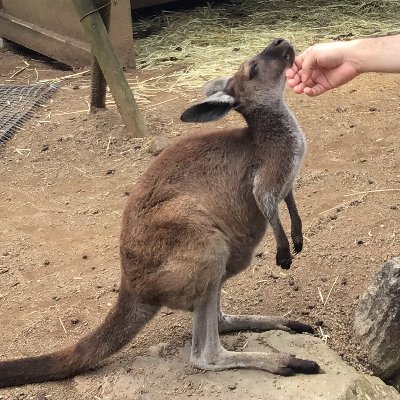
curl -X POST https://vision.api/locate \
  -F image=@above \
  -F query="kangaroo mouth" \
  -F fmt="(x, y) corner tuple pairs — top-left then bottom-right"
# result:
(284, 45), (295, 66)
(261, 39), (295, 67)
(274, 39), (295, 66)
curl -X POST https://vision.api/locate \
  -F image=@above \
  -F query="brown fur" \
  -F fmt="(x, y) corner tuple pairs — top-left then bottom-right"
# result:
(0, 39), (319, 388)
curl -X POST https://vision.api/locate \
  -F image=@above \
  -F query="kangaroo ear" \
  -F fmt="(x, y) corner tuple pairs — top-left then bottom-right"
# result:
(202, 77), (232, 97)
(180, 91), (235, 123)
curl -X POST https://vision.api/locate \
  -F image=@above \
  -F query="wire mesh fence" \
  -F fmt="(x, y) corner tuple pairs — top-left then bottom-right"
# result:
(0, 83), (59, 146)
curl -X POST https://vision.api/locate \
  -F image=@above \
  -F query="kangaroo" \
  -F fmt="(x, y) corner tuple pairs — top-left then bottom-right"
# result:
(0, 38), (319, 388)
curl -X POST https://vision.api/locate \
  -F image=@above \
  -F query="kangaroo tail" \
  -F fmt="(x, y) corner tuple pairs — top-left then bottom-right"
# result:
(0, 285), (159, 388)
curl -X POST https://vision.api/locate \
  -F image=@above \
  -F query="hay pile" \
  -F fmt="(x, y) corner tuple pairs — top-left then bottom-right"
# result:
(132, 0), (400, 91)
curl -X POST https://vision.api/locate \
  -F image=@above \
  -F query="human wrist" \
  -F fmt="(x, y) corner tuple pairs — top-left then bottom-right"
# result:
(342, 39), (366, 74)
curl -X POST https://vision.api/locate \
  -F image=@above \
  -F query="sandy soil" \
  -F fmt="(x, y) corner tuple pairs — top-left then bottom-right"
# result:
(0, 43), (399, 399)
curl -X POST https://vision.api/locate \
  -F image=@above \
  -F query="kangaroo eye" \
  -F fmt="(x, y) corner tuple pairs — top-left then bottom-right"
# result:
(249, 63), (258, 80)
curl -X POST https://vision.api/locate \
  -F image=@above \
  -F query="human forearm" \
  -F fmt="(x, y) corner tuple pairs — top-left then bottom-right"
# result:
(349, 34), (400, 73)
(286, 34), (400, 96)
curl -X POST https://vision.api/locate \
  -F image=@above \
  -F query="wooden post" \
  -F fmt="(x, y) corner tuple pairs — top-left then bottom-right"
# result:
(73, 0), (147, 137)
(90, 0), (110, 111)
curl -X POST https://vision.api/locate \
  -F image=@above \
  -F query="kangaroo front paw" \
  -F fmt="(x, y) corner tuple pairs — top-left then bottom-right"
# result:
(276, 248), (292, 269)
(291, 233), (303, 253)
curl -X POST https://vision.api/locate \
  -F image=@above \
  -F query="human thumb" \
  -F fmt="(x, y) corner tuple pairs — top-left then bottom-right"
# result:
(300, 51), (317, 83)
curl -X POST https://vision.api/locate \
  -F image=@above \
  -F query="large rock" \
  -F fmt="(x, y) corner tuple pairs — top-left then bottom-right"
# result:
(354, 257), (400, 380)
(389, 371), (400, 392)
(74, 331), (400, 400)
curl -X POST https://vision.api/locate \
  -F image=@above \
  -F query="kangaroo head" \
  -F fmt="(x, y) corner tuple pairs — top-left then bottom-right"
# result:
(181, 39), (295, 123)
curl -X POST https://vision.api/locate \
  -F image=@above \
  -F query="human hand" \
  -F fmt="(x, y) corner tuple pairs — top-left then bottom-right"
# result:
(286, 42), (361, 96)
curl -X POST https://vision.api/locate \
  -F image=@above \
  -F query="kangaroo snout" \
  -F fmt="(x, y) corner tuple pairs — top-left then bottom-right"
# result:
(260, 39), (295, 66)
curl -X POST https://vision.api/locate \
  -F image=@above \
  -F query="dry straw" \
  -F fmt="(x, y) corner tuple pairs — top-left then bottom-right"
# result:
(42, 1), (400, 110)
(133, 0), (400, 92)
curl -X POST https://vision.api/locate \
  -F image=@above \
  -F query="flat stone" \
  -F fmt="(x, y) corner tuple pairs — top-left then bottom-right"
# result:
(74, 331), (400, 400)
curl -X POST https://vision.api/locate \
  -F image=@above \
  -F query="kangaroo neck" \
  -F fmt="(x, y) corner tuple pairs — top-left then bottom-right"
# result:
(243, 101), (296, 138)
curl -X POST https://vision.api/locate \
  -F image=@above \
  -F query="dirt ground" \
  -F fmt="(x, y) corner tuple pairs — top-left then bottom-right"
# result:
(0, 42), (399, 400)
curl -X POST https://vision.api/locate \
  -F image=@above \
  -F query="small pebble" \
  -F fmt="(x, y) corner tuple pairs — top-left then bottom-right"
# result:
(111, 283), (119, 293)
(148, 136), (171, 156)
(270, 272), (280, 280)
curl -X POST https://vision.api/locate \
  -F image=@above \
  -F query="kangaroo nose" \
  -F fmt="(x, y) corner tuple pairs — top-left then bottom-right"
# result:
(273, 38), (285, 47)
(260, 38), (292, 58)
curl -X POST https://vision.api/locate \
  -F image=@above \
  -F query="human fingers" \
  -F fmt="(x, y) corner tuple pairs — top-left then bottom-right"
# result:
(287, 78), (297, 88)
(292, 82), (307, 94)
(303, 83), (328, 97)
(292, 55), (303, 71)
(291, 77), (318, 94)
(285, 62), (299, 79)
(286, 74), (302, 88)
(299, 51), (318, 83)
(285, 68), (296, 79)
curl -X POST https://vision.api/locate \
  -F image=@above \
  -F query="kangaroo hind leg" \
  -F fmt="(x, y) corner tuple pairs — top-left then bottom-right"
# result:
(191, 280), (319, 375)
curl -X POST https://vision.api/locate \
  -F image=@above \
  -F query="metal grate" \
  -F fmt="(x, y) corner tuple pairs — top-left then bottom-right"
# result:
(0, 83), (59, 145)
